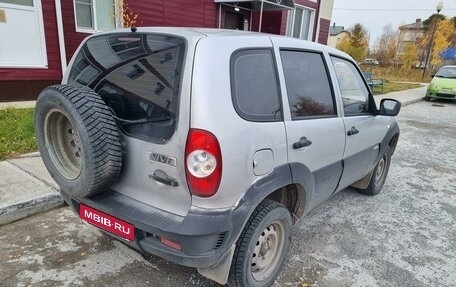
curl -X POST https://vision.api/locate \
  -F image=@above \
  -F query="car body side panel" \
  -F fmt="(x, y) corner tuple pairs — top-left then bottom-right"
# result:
(190, 36), (288, 209)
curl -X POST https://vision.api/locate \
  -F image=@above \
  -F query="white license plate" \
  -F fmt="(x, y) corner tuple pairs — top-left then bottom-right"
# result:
(440, 89), (454, 94)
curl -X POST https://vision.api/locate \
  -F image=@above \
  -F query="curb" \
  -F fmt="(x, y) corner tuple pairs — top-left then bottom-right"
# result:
(401, 97), (424, 106)
(0, 193), (64, 226)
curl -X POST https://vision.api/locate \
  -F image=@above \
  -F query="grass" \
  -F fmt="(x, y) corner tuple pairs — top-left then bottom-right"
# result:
(372, 81), (422, 95)
(362, 65), (432, 83)
(0, 108), (37, 160)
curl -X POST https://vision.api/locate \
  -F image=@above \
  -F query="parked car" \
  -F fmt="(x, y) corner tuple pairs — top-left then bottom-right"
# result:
(34, 28), (401, 287)
(363, 58), (379, 65)
(425, 65), (456, 101)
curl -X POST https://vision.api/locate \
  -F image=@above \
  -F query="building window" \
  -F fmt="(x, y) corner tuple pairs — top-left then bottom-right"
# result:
(286, 6), (314, 41)
(74, 0), (115, 32)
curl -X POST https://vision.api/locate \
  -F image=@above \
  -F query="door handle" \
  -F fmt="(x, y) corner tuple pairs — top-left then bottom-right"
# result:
(293, 137), (312, 149)
(149, 170), (179, 187)
(347, 126), (359, 136)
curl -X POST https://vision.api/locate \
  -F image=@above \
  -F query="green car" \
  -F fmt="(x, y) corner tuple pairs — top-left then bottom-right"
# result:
(425, 65), (456, 101)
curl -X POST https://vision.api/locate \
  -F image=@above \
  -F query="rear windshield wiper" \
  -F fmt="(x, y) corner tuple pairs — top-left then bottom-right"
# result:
(118, 115), (172, 125)
(108, 107), (172, 125)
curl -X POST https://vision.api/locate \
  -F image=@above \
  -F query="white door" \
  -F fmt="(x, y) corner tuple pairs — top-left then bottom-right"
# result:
(0, 0), (47, 67)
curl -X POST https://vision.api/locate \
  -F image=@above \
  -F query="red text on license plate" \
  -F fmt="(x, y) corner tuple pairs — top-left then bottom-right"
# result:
(79, 204), (135, 241)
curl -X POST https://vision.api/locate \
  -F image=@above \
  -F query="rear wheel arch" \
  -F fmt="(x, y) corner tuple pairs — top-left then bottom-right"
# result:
(265, 184), (307, 224)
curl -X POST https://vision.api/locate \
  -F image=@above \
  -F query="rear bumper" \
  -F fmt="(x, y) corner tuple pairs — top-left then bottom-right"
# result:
(61, 190), (252, 268)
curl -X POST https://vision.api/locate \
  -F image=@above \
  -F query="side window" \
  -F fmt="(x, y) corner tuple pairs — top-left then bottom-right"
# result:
(231, 49), (282, 122)
(331, 56), (370, 116)
(280, 50), (336, 119)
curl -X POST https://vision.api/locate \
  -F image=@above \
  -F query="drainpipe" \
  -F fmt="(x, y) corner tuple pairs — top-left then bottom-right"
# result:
(313, 0), (321, 42)
(258, 0), (264, 32)
(54, 0), (67, 80)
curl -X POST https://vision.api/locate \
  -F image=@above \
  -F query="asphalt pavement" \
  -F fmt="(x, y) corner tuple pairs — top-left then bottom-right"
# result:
(1, 90), (456, 286)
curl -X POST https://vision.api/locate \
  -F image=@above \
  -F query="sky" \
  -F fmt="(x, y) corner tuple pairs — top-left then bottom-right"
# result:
(331, 0), (456, 47)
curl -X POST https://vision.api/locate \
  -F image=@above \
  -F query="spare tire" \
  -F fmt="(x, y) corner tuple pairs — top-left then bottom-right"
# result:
(35, 84), (122, 197)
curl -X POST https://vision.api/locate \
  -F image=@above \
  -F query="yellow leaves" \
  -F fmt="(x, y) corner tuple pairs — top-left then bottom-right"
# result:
(431, 18), (454, 66)
(113, 0), (140, 28)
(401, 43), (419, 71)
(336, 23), (368, 62)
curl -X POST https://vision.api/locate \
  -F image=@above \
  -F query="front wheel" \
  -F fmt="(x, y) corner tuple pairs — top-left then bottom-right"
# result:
(228, 200), (292, 287)
(359, 146), (392, 196)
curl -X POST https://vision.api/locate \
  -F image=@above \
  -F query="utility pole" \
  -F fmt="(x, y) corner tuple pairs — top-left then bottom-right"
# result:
(422, 2), (443, 78)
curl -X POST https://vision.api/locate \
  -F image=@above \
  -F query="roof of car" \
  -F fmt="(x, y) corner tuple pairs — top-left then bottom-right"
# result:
(91, 27), (349, 60)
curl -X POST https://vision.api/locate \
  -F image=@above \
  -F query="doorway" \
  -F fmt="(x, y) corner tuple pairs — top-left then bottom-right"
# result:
(224, 11), (244, 30)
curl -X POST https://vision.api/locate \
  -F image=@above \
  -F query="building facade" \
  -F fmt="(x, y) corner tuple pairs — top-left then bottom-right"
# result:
(0, 0), (334, 101)
(327, 23), (349, 48)
(397, 18), (425, 56)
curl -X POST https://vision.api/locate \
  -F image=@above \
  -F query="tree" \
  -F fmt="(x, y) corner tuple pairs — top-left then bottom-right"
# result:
(336, 23), (369, 62)
(114, 0), (140, 28)
(373, 24), (398, 66)
(431, 18), (454, 66)
(400, 43), (419, 70)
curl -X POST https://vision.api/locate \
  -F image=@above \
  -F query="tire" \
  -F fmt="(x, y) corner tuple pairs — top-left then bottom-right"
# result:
(35, 84), (122, 198)
(228, 200), (292, 287)
(424, 97), (431, 101)
(359, 146), (391, 196)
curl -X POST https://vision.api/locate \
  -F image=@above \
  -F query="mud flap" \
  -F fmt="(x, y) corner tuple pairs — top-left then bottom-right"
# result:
(351, 170), (374, 189)
(197, 244), (235, 285)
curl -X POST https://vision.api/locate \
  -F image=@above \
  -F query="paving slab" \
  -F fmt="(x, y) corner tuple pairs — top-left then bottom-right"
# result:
(0, 160), (63, 226)
(0, 100), (36, 109)
(7, 155), (59, 190)
(375, 86), (427, 107)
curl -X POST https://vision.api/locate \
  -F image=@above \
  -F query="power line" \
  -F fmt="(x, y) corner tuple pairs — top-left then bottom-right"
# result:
(333, 8), (456, 12)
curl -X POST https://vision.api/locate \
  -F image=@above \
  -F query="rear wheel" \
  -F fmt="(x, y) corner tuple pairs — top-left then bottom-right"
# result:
(228, 200), (292, 287)
(359, 146), (391, 196)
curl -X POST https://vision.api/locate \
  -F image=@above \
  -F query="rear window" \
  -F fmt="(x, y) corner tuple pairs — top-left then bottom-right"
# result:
(68, 33), (186, 143)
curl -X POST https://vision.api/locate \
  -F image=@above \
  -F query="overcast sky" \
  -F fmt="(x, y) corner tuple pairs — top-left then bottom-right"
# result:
(331, 0), (456, 46)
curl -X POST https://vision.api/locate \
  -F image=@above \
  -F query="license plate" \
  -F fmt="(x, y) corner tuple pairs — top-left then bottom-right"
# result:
(440, 89), (453, 94)
(79, 204), (135, 241)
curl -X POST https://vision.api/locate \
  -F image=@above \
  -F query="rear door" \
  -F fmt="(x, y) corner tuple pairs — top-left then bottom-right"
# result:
(274, 43), (345, 208)
(330, 56), (386, 190)
(66, 32), (200, 216)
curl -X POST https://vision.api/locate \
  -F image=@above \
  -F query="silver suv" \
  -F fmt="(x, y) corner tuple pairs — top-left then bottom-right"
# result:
(35, 28), (400, 287)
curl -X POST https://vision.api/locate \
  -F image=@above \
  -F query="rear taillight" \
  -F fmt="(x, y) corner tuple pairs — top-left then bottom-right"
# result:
(185, 129), (222, 197)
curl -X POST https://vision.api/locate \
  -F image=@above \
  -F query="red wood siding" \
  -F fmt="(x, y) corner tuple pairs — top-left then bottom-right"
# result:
(61, 0), (88, 63)
(318, 18), (330, 45)
(0, 0), (61, 81)
(127, 0), (218, 28)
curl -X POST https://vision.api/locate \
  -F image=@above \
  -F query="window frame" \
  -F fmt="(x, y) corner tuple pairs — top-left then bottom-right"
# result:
(73, 0), (117, 33)
(329, 54), (378, 117)
(230, 48), (284, 123)
(0, 0), (48, 68)
(280, 48), (338, 121)
(286, 5), (315, 41)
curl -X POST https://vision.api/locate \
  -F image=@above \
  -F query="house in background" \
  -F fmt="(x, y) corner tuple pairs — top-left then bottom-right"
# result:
(0, 0), (334, 101)
(397, 18), (425, 56)
(327, 23), (349, 48)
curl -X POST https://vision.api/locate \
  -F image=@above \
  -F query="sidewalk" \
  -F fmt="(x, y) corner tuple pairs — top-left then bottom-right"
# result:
(0, 153), (63, 225)
(0, 86), (428, 226)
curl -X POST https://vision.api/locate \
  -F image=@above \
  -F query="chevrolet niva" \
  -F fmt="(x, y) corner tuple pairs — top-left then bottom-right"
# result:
(35, 28), (400, 287)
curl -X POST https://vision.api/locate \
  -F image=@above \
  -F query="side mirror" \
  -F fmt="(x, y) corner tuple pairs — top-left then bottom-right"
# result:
(431, 74), (435, 78)
(379, 99), (401, 116)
